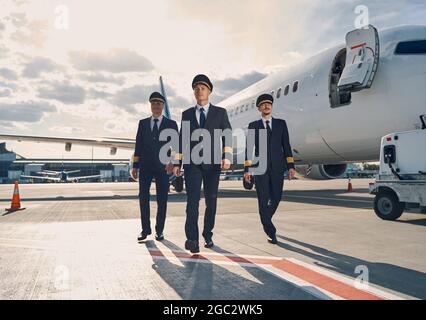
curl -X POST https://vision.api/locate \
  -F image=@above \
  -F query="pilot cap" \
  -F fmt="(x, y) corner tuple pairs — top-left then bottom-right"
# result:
(256, 93), (274, 108)
(192, 74), (213, 92)
(149, 92), (165, 104)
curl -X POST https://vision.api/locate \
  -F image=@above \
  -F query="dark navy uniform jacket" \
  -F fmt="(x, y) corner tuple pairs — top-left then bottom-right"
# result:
(245, 118), (295, 173)
(174, 105), (233, 171)
(133, 116), (178, 172)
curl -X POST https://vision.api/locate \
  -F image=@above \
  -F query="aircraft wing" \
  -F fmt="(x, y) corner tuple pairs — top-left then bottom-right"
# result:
(0, 134), (135, 150)
(20, 175), (60, 182)
(68, 175), (102, 181)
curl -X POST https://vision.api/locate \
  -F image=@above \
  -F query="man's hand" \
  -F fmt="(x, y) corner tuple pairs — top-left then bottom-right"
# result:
(288, 168), (296, 180)
(131, 168), (138, 181)
(165, 163), (174, 175)
(173, 166), (181, 177)
(221, 159), (231, 171)
(244, 172), (252, 184)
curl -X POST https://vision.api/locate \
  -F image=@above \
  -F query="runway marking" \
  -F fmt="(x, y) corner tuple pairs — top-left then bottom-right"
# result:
(147, 247), (400, 300)
(285, 194), (372, 204)
(0, 236), (405, 300)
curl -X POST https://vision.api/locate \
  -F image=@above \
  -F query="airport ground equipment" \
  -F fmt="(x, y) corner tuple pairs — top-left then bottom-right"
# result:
(369, 116), (426, 220)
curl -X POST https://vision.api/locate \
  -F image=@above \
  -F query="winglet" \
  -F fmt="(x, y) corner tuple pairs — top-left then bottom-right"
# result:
(159, 76), (171, 119)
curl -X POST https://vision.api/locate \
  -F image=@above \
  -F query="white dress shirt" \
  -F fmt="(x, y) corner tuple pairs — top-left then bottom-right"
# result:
(261, 117), (273, 130)
(150, 115), (163, 131)
(195, 103), (210, 125)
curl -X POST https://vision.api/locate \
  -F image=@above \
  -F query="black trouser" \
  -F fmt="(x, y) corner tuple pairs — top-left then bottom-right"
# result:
(184, 165), (221, 242)
(138, 169), (169, 235)
(254, 170), (285, 238)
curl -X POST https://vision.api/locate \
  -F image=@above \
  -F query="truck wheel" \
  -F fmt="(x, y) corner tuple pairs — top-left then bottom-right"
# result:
(374, 191), (405, 221)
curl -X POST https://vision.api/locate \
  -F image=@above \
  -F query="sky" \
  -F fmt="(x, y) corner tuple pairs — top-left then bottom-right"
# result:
(0, 0), (425, 159)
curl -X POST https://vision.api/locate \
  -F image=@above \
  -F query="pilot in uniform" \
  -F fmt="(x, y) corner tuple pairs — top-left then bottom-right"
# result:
(173, 74), (233, 253)
(132, 92), (178, 242)
(244, 93), (296, 244)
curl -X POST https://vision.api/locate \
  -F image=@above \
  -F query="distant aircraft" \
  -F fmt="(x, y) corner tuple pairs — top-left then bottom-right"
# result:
(21, 168), (101, 183)
(1, 25), (425, 189)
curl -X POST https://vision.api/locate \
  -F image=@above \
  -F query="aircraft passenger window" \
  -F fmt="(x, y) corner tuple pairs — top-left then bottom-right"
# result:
(395, 40), (426, 54)
(293, 81), (299, 93)
(277, 88), (282, 99)
(252, 100), (255, 108)
(245, 104), (249, 111)
(241, 105), (244, 113)
(284, 85), (290, 96)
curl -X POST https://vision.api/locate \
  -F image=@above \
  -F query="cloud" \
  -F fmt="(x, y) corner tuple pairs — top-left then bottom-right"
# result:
(7, 12), (48, 47)
(0, 20), (5, 37)
(0, 68), (18, 80)
(168, 95), (191, 110)
(38, 81), (86, 105)
(0, 88), (12, 97)
(111, 84), (158, 112)
(69, 49), (155, 73)
(79, 72), (125, 85)
(0, 80), (17, 90)
(0, 45), (9, 59)
(22, 57), (58, 78)
(0, 100), (57, 122)
(49, 126), (86, 135)
(88, 88), (113, 100)
(210, 71), (267, 103)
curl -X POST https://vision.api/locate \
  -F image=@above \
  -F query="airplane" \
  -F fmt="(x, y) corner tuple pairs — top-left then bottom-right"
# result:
(1, 25), (425, 191)
(21, 168), (102, 183)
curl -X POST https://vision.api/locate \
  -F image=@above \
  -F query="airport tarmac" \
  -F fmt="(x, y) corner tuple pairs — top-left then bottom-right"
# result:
(0, 179), (425, 300)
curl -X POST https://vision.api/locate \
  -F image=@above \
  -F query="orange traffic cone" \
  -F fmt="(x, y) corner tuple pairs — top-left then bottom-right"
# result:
(5, 181), (25, 212)
(347, 178), (353, 192)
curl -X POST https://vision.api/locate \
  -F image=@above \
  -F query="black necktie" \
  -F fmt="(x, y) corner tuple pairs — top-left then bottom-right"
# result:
(265, 120), (272, 139)
(153, 118), (159, 139)
(199, 108), (206, 128)
(266, 120), (272, 169)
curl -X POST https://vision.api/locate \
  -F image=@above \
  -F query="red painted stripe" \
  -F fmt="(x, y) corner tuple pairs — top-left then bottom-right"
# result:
(271, 260), (383, 300)
(351, 42), (366, 50)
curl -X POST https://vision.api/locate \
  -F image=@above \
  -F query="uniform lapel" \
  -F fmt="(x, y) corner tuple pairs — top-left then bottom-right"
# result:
(204, 104), (216, 130)
(144, 117), (153, 140)
(159, 117), (167, 131)
(191, 107), (200, 129)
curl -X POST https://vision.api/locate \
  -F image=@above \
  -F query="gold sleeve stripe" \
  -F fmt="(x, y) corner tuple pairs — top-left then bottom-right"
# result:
(174, 153), (183, 161)
(244, 160), (253, 167)
(223, 147), (233, 154)
(133, 156), (140, 162)
(286, 157), (295, 164)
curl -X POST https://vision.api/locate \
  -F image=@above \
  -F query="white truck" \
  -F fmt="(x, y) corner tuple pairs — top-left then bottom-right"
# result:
(369, 116), (426, 220)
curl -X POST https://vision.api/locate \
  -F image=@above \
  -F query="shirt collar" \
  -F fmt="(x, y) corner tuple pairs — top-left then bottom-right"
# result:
(151, 115), (163, 122)
(261, 116), (272, 123)
(196, 102), (210, 112)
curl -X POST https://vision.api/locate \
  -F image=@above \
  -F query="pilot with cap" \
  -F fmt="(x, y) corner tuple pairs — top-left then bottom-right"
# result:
(173, 74), (233, 254)
(132, 92), (178, 242)
(244, 93), (296, 244)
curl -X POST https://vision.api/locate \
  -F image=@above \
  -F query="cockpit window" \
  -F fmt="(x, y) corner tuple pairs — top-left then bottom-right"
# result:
(395, 40), (426, 54)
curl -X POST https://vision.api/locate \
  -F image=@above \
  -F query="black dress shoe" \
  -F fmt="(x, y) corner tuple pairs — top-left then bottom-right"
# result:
(155, 233), (164, 241)
(204, 239), (214, 248)
(138, 232), (148, 241)
(268, 235), (278, 244)
(185, 240), (200, 254)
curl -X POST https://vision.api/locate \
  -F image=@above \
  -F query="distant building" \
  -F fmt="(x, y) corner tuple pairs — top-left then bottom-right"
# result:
(0, 142), (131, 184)
(0, 143), (18, 184)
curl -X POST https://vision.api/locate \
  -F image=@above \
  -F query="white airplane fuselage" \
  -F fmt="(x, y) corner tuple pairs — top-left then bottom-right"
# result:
(219, 25), (426, 170)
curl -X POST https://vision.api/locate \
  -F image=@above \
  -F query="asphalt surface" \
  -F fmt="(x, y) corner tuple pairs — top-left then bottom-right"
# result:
(0, 179), (425, 300)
